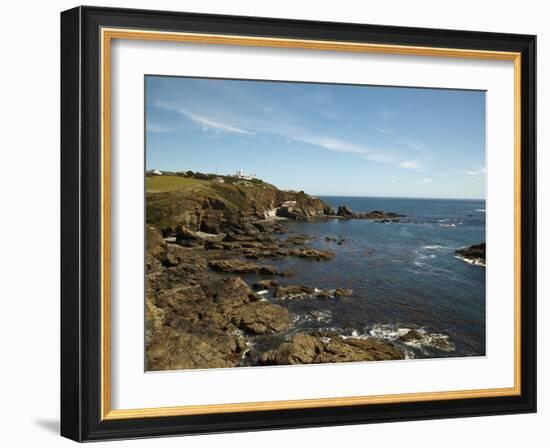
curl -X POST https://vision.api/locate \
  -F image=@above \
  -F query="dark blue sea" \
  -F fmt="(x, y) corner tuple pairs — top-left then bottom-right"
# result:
(251, 196), (486, 359)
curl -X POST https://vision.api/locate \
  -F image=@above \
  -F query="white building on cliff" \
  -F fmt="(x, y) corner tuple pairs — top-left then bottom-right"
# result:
(233, 169), (256, 180)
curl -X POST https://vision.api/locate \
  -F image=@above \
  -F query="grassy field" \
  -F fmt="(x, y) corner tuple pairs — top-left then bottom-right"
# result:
(146, 175), (206, 192)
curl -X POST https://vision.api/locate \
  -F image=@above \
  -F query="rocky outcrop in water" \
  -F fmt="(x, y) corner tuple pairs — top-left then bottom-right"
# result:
(289, 247), (335, 260)
(455, 243), (486, 266)
(274, 285), (353, 300)
(336, 205), (404, 222)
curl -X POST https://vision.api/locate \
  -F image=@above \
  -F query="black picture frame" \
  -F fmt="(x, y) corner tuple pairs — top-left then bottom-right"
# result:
(61, 5), (536, 442)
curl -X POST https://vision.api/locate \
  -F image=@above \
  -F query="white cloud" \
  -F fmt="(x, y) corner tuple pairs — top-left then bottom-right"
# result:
(423, 178), (433, 183)
(156, 102), (255, 135)
(464, 167), (486, 176)
(399, 159), (423, 170)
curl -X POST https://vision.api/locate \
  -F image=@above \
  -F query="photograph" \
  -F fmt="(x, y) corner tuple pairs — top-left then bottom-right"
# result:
(144, 76), (487, 371)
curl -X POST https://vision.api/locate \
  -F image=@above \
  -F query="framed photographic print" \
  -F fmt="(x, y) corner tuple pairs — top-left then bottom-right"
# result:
(60, 6), (536, 442)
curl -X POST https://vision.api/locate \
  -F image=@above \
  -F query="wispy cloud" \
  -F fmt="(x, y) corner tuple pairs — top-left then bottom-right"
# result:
(286, 133), (397, 164)
(464, 167), (486, 176)
(423, 178), (433, 183)
(155, 97), (428, 170)
(255, 125), (402, 163)
(156, 101), (256, 135)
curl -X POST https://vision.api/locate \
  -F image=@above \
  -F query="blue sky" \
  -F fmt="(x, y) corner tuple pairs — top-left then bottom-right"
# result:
(146, 76), (486, 199)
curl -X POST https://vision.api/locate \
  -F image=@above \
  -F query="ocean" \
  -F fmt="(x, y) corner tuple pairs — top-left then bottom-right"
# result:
(250, 196), (486, 360)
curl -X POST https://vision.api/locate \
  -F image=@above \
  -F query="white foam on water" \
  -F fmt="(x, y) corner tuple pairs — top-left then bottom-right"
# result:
(454, 255), (486, 267)
(299, 310), (333, 324)
(422, 245), (445, 250)
(367, 324), (455, 353)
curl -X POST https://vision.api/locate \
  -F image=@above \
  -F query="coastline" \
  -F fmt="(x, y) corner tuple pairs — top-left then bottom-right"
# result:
(145, 175), (485, 371)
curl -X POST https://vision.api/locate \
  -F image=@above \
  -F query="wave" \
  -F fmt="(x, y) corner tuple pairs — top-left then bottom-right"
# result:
(298, 310), (333, 324)
(422, 245), (445, 250)
(474, 209), (486, 212)
(368, 324), (455, 353)
(455, 255), (486, 267)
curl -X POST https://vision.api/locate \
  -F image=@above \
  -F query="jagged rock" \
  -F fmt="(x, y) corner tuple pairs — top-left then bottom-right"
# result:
(274, 285), (352, 300)
(231, 301), (292, 335)
(260, 333), (405, 365)
(337, 205), (355, 218)
(275, 285), (315, 298)
(260, 334), (323, 364)
(146, 276), (293, 370)
(208, 259), (279, 275)
(175, 224), (203, 242)
(318, 336), (405, 363)
(145, 298), (165, 345)
(455, 243), (486, 265)
(334, 288), (353, 297)
(252, 279), (278, 290)
(204, 241), (224, 250)
(289, 247), (335, 260)
(399, 329), (423, 342)
(146, 326), (247, 371)
(146, 225), (166, 257)
(285, 234), (312, 245)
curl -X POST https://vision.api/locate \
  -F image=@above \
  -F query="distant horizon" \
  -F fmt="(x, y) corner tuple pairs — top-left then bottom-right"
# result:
(146, 76), (486, 200)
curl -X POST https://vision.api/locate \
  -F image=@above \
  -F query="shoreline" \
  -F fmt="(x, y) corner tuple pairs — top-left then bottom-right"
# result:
(145, 176), (483, 371)
(146, 214), (466, 371)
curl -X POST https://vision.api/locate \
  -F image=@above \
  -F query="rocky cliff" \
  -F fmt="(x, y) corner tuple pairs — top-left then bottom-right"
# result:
(146, 177), (331, 235)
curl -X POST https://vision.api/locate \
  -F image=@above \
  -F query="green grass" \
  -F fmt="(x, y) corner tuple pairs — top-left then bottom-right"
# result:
(146, 175), (206, 192)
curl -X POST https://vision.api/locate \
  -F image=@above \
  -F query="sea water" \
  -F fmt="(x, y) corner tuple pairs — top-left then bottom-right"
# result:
(255, 197), (486, 359)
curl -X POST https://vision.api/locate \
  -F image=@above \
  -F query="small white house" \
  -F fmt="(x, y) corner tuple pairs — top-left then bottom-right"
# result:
(152, 169), (162, 176)
(213, 177), (225, 183)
